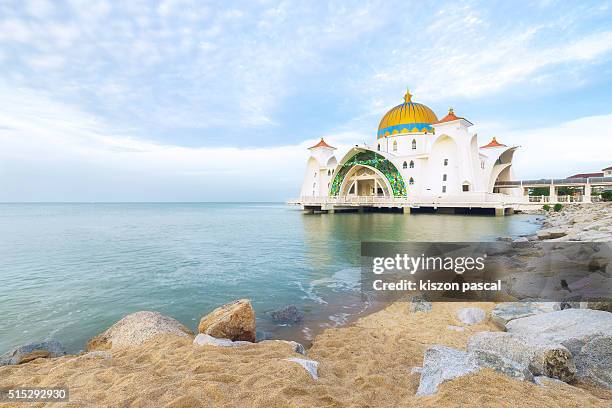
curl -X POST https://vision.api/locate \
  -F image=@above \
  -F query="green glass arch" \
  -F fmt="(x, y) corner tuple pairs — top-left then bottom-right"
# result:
(329, 150), (407, 196)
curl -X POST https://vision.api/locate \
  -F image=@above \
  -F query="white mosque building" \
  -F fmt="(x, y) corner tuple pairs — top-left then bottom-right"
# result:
(298, 90), (522, 214)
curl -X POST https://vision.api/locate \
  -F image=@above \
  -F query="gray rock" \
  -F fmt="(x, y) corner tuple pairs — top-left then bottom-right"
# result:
(411, 366), (422, 374)
(537, 228), (568, 240)
(285, 340), (306, 355)
(193, 333), (252, 347)
(505, 309), (612, 354)
(574, 335), (612, 389)
(416, 345), (481, 396)
(409, 295), (432, 313)
(286, 358), (319, 380)
(269, 305), (304, 324)
(534, 376), (566, 387)
(456, 307), (486, 325)
(470, 349), (533, 382)
(0, 341), (66, 365)
(497, 236), (513, 242)
(467, 331), (575, 382)
(512, 237), (532, 248)
(506, 309), (612, 386)
(447, 325), (465, 332)
(490, 302), (559, 329)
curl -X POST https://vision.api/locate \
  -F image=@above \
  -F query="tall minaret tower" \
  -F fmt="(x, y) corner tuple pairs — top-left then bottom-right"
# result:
(300, 138), (337, 197)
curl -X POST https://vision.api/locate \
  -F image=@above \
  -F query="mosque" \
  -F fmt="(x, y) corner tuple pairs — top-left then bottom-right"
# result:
(298, 90), (521, 214)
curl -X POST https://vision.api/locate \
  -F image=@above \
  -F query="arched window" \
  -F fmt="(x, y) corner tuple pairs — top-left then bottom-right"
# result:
(444, 159), (448, 166)
(392, 140), (398, 151)
(377, 144), (380, 151)
(402, 161), (408, 169)
(409, 177), (415, 185)
(327, 169), (331, 176)
(443, 174), (447, 181)
(462, 183), (470, 192)
(480, 161), (484, 169)
(411, 139), (416, 150)
(409, 160), (414, 168)
(313, 182), (316, 188)
(332, 169), (335, 174)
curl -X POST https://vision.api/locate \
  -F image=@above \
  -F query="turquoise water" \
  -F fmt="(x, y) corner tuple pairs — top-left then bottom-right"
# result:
(0, 203), (539, 353)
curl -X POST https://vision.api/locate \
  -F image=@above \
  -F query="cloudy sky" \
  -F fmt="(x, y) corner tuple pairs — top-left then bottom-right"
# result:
(1, 0), (611, 201)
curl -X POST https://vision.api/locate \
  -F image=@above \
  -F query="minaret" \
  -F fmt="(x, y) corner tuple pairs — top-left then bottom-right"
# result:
(307, 138), (336, 164)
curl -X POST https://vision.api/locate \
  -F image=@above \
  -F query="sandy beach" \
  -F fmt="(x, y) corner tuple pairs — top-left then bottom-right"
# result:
(0, 300), (610, 407)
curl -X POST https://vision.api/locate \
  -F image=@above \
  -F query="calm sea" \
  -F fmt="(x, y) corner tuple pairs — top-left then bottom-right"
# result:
(0, 203), (539, 353)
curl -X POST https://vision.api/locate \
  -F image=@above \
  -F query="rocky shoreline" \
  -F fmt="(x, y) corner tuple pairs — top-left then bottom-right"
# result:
(1, 204), (610, 407)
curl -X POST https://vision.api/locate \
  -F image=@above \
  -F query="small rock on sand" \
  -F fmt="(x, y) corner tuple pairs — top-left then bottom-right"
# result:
(0, 341), (66, 365)
(193, 333), (252, 347)
(198, 299), (256, 342)
(416, 345), (481, 396)
(456, 307), (486, 325)
(286, 357), (319, 380)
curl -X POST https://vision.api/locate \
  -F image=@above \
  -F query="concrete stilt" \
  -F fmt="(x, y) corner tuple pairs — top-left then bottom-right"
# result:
(495, 208), (505, 217)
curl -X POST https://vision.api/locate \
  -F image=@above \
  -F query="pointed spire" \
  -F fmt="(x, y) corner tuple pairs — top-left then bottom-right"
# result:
(308, 138), (336, 150)
(403, 89), (412, 103)
(480, 137), (506, 149)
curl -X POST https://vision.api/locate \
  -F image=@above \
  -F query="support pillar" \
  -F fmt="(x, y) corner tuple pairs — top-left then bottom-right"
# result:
(584, 184), (592, 203)
(402, 206), (411, 214)
(549, 185), (557, 203)
(495, 208), (505, 217)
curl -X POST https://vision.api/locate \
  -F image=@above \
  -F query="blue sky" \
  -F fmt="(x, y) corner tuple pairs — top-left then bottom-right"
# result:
(1, 0), (611, 201)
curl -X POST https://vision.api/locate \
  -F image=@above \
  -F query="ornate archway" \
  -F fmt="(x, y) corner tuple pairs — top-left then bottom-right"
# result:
(329, 150), (406, 197)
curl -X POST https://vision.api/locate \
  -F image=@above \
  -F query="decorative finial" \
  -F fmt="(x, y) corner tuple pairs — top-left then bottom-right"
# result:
(403, 89), (412, 103)
(448, 107), (454, 114)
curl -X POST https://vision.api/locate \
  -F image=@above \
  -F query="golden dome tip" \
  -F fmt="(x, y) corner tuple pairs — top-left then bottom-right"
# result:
(403, 89), (412, 103)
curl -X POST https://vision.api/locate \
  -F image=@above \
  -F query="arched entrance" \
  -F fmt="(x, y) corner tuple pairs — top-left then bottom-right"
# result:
(339, 165), (391, 197)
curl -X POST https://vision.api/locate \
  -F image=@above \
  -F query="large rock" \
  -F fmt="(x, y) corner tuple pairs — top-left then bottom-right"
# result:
(0, 341), (66, 365)
(416, 346), (481, 396)
(490, 302), (559, 329)
(87, 311), (192, 351)
(456, 307), (486, 325)
(573, 335), (612, 389)
(467, 332), (575, 382)
(198, 299), (256, 342)
(470, 349), (533, 382)
(269, 305), (304, 324)
(506, 308), (612, 387)
(537, 228), (568, 240)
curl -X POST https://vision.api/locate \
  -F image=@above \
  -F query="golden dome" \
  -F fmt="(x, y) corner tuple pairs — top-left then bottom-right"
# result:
(377, 90), (438, 139)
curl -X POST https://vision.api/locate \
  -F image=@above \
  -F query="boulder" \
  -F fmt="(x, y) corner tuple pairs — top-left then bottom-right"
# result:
(511, 237), (532, 248)
(467, 332), (575, 382)
(574, 335), (612, 389)
(409, 295), (432, 313)
(456, 307), (486, 325)
(505, 309), (612, 354)
(286, 358), (319, 380)
(416, 345), (481, 396)
(506, 309), (612, 387)
(86, 311), (192, 351)
(490, 302), (559, 329)
(0, 341), (66, 365)
(198, 299), (256, 342)
(470, 349), (533, 382)
(193, 333), (252, 347)
(537, 228), (567, 240)
(269, 305), (304, 324)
